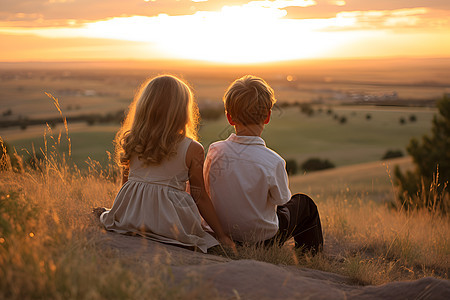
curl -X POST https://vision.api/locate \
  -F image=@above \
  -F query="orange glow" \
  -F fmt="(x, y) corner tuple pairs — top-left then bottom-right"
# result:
(0, 1), (449, 63)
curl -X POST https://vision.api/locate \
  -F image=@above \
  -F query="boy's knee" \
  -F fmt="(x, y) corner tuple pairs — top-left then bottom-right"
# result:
(292, 193), (317, 208)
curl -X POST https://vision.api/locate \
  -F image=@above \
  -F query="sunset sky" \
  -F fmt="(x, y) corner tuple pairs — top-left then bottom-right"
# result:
(1, 0), (450, 64)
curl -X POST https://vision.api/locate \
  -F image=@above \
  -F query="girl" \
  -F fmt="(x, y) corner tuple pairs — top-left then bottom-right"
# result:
(98, 75), (234, 253)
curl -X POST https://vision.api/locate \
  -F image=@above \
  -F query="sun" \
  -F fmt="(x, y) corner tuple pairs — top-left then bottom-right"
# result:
(0, 3), (358, 64)
(79, 5), (355, 64)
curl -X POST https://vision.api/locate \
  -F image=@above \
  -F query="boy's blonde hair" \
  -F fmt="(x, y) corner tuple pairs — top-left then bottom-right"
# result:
(223, 75), (276, 125)
(115, 75), (199, 166)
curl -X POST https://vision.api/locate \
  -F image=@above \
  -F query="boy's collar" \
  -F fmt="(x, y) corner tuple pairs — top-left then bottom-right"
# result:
(227, 133), (266, 146)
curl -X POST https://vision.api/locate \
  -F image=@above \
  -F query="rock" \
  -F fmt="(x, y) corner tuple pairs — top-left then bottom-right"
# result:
(102, 232), (450, 300)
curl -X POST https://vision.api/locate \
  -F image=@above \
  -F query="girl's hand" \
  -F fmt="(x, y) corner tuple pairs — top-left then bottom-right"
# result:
(218, 235), (237, 254)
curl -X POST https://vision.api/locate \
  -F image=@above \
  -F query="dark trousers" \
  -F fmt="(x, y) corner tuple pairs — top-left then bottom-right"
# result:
(265, 193), (323, 254)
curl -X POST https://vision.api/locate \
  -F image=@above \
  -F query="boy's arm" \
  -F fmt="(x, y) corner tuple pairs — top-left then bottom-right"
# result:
(268, 159), (291, 205)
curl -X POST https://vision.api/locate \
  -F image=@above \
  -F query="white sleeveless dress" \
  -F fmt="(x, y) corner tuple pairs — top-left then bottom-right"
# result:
(100, 137), (219, 253)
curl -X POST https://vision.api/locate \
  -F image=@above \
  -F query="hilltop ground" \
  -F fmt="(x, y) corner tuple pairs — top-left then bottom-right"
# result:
(1, 155), (448, 299)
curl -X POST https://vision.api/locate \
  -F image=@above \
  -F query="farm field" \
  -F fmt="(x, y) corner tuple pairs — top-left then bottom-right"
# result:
(2, 106), (435, 168)
(1, 58), (449, 121)
(200, 106), (436, 167)
(289, 156), (413, 204)
(0, 62), (443, 206)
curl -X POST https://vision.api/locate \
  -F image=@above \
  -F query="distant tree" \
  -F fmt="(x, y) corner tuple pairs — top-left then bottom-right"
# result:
(199, 107), (224, 120)
(339, 116), (347, 124)
(86, 118), (96, 126)
(399, 117), (406, 125)
(301, 158), (335, 172)
(285, 159), (298, 175)
(409, 114), (417, 122)
(2, 109), (12, 116)
(394, 96), (449, 213)
(300, 103), (314, 116)
(277, 102), (291, 109)
(382, 149), (404, 160)
(366, 113), (372, 120)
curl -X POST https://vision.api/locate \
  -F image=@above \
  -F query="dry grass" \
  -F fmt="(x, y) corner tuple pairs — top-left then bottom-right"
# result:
(221, 193), (449, 286)
(208, 186), (449, 286)
(314, 194), (449, 285)
(0, 133), (219, 299)
(1, 124), (448, 297)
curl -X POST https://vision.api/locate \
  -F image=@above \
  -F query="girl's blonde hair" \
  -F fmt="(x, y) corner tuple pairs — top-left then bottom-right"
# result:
(115, 75), (199, 166)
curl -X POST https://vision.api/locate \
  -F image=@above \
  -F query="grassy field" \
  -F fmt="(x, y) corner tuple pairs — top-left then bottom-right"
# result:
(2, 105), (436, 170)
(289, 156), (413, 204)
(200, 106), (436, 167)
(2, 58), (449, 120)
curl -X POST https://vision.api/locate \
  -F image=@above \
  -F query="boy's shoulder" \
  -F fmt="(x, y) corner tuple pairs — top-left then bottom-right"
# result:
(208, 137), (285, 167)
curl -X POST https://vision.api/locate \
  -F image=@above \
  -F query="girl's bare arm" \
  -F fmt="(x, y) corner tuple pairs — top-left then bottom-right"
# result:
(186, 141), (236, 250)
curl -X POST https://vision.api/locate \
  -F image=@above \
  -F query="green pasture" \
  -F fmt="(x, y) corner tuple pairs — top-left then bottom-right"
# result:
(199, 106), (435, 166)
(4, 105), (435, 171)
(289, 157), (413, 204)
(0, 74), (137, 119)
(8, 129), (117, 168)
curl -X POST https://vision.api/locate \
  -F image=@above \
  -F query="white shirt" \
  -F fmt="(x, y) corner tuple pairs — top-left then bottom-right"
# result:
(204, 133), (291, 242)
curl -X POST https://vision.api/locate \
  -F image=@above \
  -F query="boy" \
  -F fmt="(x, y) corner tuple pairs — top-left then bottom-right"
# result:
(204, 75), (323, 253)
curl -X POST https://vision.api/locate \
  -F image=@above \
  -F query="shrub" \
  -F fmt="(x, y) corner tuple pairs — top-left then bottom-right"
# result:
(285, 159), (298, 175)
(382, 149), (404, 160)
(277, 102), (291, 109)
(399, 117), (406, 125)
(199, 107), (223, 120)
(2, 109), (12, 116)
(409, 114), (417, 122)
(339, 116), (347, 124)
(301, 158), (335, 172)
(366, 113), (372, 120)
(394, 96), (450, 213)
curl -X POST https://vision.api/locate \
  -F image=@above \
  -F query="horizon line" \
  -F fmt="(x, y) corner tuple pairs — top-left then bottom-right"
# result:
(2, 55), (450, 66)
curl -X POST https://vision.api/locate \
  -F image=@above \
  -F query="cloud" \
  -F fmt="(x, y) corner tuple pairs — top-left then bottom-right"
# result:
(285, 0), (450, 19)
(321, 7), (450, 32)
(0, 0), (213, 26)
(1, 0), (449, 63)
(1, 0), (450, 28)
(0, 4), (354, 63)
(0, 1), (247, 26)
